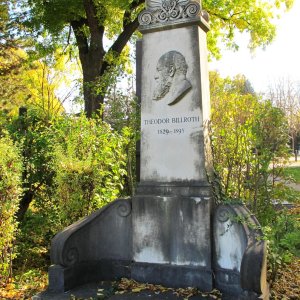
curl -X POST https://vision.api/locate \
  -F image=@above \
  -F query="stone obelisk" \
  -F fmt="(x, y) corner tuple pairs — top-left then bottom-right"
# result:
(132, 0), (213, 291)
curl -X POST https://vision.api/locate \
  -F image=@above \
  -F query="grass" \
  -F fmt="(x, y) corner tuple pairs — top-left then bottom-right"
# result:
(283, 166), (300, 184)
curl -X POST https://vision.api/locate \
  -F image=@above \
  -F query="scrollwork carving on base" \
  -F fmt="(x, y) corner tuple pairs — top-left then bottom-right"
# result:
(63, 247), (79, 266)
(217, 207), (230, 223)
(117, 200), (132, 217)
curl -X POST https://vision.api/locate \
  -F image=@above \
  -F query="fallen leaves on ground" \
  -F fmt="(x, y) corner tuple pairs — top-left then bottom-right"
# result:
(115, 278), (222, 299)
(0, 270), (48, 299)
(271, 258), (300, 300)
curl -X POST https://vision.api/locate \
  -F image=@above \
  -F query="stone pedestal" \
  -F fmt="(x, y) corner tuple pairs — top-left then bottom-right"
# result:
(131, 1), (213, 291)
(132, 184), (213, 290)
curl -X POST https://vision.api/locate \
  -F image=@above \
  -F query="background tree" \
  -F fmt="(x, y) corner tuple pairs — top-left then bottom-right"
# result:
(17, 0), (294, 116)
(267, 77), (300, 157)
(210, 72), (291, 218)
(0, 51), (66, 118)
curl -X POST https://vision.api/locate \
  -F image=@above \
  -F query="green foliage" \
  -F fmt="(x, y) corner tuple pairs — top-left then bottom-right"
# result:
(210, 72), (299, 284)
(8, 109), (56, 214)
(104, 84), (140, 195)
(263, 207), (300, 283)
(15, 0), (294, 116)
(203, 0), (294, 58)
(283, 166), (300, 183)
(210, 72), (290, 218)
(0, 135), (22, 282)
(50, 114), (130, 226)
(8, 110), (132, 275)
(22, 0), (294, 59)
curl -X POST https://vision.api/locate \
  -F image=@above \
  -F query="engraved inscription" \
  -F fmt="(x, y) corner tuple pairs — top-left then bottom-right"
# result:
(139, 0), (201, 25)
(143, 115), (200, 136)
(153, 51), (192, 106)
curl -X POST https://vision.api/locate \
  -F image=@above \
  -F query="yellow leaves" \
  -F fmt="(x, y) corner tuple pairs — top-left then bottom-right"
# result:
(204, 0), (294, 57)
(0, 281), (22, 299)
(271, 257), (300, 299)
(131, 287), (144, 293)
(0, 270), (48, 299)
(115, 278), (222, 299)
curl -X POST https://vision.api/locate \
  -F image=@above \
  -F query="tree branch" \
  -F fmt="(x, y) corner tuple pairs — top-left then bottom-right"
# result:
(83, 0), (105, 53)
(101, 0), (143, 76)
(100, 15), (139, 77)
(70, 18), (89, 55)
(123, 0), (144, 28)
(205, 9), (230, 22)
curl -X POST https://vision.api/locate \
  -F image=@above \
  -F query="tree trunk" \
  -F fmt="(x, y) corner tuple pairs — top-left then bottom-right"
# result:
(70, 0), (142, 117)
(16, 190), (34, 222)
(82, 64), (105, 118)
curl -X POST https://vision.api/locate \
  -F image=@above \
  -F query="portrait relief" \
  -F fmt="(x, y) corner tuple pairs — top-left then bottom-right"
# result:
(153, 50), (192, 106)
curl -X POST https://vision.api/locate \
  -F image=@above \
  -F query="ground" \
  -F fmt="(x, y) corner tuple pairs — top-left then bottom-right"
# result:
(33, 279), (222, 300)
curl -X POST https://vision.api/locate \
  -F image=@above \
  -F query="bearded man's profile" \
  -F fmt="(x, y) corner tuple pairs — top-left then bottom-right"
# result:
(153, 51), (192, 106)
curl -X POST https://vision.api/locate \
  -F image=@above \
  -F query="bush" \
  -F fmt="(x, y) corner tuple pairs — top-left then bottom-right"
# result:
(0, 135), (22, 282)
(7, 109), (56, 221)
(210, 72), (299, 284)
(48, 114), (131, 228)
(210, 72), (290, 220)
(263, 207), (300, 283)
(8, 112), (132, 274)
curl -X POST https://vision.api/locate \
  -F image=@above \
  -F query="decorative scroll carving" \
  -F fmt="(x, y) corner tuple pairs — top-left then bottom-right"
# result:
(51, 198), (133, 269)
(139, 0), (201, 26)
(64, 247), (79, 266)
(217, 207), (230, 222)
(117, 200), (132, 217)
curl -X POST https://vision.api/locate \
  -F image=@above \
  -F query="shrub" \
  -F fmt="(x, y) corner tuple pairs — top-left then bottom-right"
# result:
(50, 114), (130, 227)
(210, 72), (290, 221)
(263, 207), (300, 283)
(0, 135), (22, 282)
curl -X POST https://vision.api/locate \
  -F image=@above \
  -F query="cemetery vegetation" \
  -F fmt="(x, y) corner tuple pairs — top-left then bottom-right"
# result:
(0, 71), (298, 298)
(0, 108), (135, 298)
(0, 0), (299, 297)
(210, 71), (300, 297)
(283, 166), (300, 183)
(0, 135), (22, 283)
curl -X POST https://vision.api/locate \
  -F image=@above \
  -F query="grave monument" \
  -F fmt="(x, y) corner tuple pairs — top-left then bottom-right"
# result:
(36, 1), (269, 299)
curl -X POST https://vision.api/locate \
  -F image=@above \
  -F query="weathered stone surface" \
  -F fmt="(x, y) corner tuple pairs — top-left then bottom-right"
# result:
(131, 4), (214, 290)
(133, 195), (211, 266)
(132, 262), (213, 292)
(213, 204), (269, 299)
(139, 23), (211, 183)
(48, 199), (132, 292)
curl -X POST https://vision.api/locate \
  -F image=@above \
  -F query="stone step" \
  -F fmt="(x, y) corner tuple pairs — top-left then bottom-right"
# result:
(33, 281), (220, 300)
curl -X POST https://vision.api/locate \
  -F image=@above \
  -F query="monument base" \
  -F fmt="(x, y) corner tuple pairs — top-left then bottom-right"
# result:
(43, 197), (269, 299)
(48, 259), (131, 293)
(132, 262), (213, 291)
(132, 182), (213, 291)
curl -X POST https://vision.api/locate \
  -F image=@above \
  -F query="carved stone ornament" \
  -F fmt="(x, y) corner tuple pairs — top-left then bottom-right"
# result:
(139, 0), (201, 26)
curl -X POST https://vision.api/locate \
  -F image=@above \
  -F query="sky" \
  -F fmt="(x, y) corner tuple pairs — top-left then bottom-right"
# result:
(209, 0), (300, 94)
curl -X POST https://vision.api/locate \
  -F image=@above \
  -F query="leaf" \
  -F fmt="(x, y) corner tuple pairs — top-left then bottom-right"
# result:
(131, 288), (143, 293)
